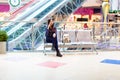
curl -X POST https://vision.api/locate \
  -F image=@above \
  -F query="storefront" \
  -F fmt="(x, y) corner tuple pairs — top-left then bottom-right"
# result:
(58, 0), (102, 30)
(61, 7), (102, 30)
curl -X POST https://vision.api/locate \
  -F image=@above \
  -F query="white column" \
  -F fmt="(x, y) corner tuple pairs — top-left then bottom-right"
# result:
(110, 0), (119, 10)
(118, 0), (120, 10)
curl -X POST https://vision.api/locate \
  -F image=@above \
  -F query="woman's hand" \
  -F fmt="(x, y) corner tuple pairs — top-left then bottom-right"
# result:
(53, 33), (56, 38)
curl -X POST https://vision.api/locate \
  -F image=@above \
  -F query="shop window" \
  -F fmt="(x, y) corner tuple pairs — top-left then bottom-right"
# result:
(94, 8), (101, 14)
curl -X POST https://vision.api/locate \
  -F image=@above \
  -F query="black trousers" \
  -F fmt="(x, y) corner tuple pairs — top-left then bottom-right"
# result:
(46, 37), (59, 52)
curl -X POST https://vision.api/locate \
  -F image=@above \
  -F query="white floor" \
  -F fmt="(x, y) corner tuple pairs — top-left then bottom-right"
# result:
(0, 51), (120, 80)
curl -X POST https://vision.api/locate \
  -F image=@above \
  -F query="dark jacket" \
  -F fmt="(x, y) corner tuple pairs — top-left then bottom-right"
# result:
(45, 27), (57, 38)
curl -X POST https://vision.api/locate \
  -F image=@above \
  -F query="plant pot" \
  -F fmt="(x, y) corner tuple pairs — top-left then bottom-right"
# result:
(0, 42), (6, 54)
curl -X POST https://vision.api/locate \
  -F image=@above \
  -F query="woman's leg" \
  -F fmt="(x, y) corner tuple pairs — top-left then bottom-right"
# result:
(52, 38), (62, 57)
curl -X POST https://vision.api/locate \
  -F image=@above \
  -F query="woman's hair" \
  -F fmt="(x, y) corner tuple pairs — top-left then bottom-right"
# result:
(48, 19), (54, 29)
(48, 19), (51, 25)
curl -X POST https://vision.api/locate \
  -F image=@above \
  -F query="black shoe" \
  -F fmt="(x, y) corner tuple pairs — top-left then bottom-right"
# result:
(56, 54), (63, 57)
(56, 50), (62, 57)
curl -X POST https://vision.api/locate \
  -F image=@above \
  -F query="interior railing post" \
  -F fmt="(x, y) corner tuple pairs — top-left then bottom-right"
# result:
(31, 24), (35, 51)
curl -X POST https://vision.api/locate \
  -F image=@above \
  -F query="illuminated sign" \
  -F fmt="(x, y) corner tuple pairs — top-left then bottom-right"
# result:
(9, 0), (21, 7)
(0, 4), (10, 12)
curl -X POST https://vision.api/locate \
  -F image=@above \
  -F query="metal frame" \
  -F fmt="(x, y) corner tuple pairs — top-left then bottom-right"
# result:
(1, 0), (84, 51)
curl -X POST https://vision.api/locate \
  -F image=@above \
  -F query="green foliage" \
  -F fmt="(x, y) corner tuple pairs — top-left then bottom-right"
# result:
(0, 30), (8, 41)
(113, 10), (117, 13)
(109, 10), (120, 13)
(109, 10), (113, 13)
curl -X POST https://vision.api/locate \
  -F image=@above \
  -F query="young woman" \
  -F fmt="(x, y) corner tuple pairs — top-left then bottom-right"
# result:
(45, 19), (62, 57)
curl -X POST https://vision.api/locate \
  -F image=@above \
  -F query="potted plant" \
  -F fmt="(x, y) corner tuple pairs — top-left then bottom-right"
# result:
(0, 30), (8, 54)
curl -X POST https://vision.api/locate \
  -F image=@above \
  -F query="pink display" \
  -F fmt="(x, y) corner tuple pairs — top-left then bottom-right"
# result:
(74, 7), (94, 19)
(0, 4), (10, 12)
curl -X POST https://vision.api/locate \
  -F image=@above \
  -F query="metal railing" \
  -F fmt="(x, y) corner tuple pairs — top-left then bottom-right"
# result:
(1, 21), (120, 52)
(0, 0), (86, 52)
(57, 21), (120, 51)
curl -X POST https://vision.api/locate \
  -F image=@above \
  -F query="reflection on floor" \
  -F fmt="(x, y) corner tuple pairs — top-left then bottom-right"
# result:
(0, 51), (120, 80)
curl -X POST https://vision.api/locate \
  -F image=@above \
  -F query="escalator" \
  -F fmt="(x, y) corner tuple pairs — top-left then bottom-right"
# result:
(1, 0), (49, 32)
(7, 0), (84, 51)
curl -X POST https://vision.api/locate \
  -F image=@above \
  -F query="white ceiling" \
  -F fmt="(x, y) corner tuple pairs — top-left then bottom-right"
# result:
(82, 0), (102, 7)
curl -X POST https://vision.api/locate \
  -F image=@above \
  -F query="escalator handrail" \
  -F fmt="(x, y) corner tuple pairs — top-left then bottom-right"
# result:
(7, 0), (57, 36)
(1, 0), (49, 31)
(9, 0), (69, 44)
(10, 0), (35, 20)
